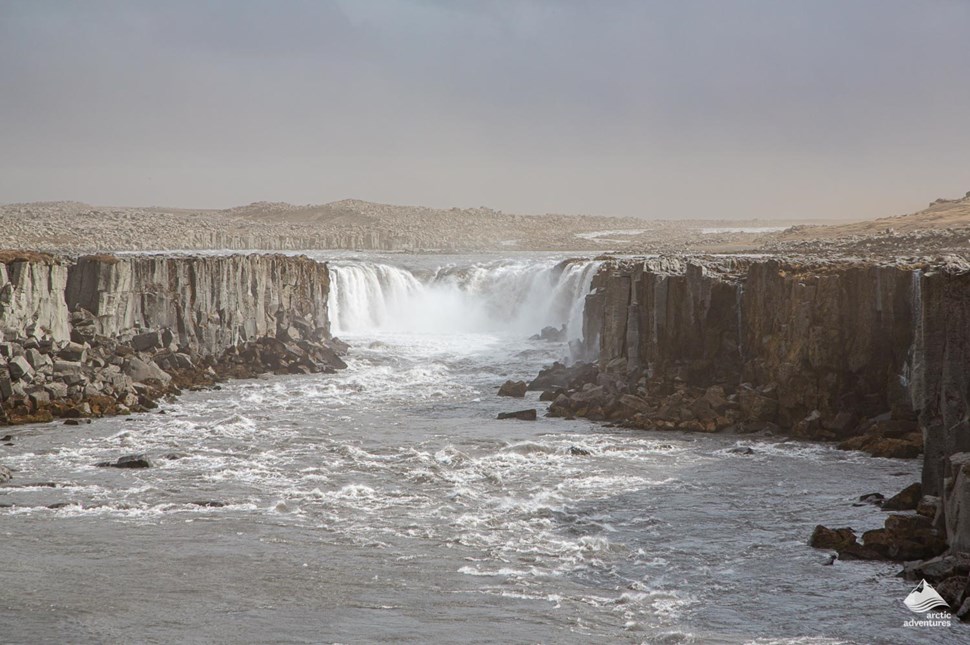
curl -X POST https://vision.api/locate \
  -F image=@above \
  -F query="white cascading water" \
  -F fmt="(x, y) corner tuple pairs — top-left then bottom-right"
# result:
(328, 259), (600, 340)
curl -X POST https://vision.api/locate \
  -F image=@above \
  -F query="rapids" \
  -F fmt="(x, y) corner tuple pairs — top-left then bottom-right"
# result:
(0, 254), (949, 644)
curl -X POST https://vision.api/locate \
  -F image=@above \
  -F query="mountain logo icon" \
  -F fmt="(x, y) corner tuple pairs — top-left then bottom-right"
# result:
(903, 580), (949, 614)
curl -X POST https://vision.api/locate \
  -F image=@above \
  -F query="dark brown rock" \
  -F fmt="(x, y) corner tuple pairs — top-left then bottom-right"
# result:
(900, 553), (970, 583)
(809, 525), (857, 551)
(497, 409), (537, 421)
(917, 495), (941, 518)
(96, 454), (152, 469)
(882, 482), (923, 511)
(7, 356), (33, 381)
(57, 341), (87, 362)
(738, 385), (778, 422)
(934, 576), (969, 609)
(497, 380), (527, 398)
(858, 492), (885, 506)
(838, 434), (922, 459)
(528, 361), (597, 391)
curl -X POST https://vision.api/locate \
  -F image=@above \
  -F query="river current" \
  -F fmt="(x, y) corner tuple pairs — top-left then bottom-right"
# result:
(0, 253), (956, 644)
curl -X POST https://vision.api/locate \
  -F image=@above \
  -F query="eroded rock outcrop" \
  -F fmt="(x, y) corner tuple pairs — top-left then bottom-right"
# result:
(1, 252), (343, 425)
(536, 255), (970, 586)
(65, 254), (330, 354)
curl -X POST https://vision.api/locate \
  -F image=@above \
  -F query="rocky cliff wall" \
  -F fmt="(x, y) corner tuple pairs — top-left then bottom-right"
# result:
(1, 253), (337, 425)
(575, 255), (970, 555)
(64, 254), (330, 354)
(0, 254), (71, 342)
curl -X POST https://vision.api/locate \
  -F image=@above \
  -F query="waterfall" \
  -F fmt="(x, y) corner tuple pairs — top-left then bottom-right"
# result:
(328, 258), (600, 340)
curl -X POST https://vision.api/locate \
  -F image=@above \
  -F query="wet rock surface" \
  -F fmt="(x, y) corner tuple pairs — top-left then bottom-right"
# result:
(533, 255), (970, 615)
(497, 409), (537, 421)
(497, 380), (527, 398)
(882, 482), (923, 511)
(96, 454), (152, 469)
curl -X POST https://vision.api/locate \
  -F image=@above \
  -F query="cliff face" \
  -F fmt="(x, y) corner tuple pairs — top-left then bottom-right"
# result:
(64, 255), (330, 354)
(578, 256), (970, 554)
(1, 253), (336, 425)
(739, 262), (917, 427)
(911, 266), (970, 552)
(0, 254), (71, 342)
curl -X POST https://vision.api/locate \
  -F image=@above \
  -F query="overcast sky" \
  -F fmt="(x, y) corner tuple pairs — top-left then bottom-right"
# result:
(1, 0), (968, 219)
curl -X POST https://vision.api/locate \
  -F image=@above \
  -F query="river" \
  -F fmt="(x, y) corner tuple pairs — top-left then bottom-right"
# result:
(0, 253), (952, 644)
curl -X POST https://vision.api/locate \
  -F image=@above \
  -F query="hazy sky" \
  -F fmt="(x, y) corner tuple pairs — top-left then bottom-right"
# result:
(1, 0), (968, 219)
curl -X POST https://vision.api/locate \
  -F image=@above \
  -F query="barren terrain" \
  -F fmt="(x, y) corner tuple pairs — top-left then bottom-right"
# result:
(2, 191), (969, 256)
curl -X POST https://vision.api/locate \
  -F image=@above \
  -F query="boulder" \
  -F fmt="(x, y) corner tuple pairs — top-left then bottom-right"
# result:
(619, 393), (651, 414)
(570, 385), (605, 404)
(7, 356), (33, 381)
(882, 482), (922, 511)
(326, 337), (351, 355)
(858, 492), (885, 506)
(838, 434), (922, 459)
(702, 385), (729, 410)
(934, 576), (968, 609)
(497, 409), (537, 421)
(131, 331), (162, 352)
(809, 525), (857, 551)
(52, 359), (82, 375)
(546, 394), (573, 417)
(959, 598), (970, 622)
(27, 389), (50, 408)
(822, 411), (858, 438)
(96, 454), (152, 469)
(52, 360), (85, 386)
(900, 553), (970, 583)
(738, 385), (778, 422)
(173, 353), (195, 370)
(860, 514), (948, 561)
(123, 357), (172, 384)
(0, 464), (11, 484)
(57, 342), (87, 362)
(528, 361), (597, 391)
(24, 348), (51, 371)
(497, 380), (527, 398)
(530, 325), (566, 342)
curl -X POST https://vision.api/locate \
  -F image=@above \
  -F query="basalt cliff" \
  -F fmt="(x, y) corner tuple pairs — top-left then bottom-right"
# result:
(0, 252), (344, 425)
(531, 255), (970, 616)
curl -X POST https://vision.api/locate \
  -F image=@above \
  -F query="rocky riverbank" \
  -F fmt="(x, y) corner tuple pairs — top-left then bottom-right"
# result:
(0, 252), (345, 427)
(525, 254), (970, 619)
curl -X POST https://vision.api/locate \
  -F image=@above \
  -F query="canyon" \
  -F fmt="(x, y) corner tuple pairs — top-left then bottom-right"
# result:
(3, 240), (970, 629)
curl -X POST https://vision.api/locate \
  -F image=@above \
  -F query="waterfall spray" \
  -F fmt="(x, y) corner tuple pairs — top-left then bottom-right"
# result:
(328, 259), (600, 341)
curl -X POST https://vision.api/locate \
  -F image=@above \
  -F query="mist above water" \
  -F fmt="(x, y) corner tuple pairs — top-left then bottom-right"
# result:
(328, 258), (600, 340)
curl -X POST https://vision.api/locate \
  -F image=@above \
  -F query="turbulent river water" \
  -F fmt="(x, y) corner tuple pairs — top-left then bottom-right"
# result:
(0, 253), (956, 644)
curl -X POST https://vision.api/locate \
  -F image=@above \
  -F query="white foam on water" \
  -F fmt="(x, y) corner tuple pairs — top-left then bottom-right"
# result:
(1, 252), (921, 642)
(329, 258), (600, 342)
